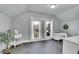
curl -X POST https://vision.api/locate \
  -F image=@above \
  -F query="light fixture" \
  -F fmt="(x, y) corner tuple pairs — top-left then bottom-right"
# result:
(50, 4), (56, 9)
(34, 21), (39, 25)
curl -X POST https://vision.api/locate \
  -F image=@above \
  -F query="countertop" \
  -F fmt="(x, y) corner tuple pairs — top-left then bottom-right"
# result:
(63, 35), (79, 44)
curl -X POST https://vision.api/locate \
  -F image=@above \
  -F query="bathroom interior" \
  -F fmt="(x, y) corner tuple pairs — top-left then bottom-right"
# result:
(0, 4), (79, 54)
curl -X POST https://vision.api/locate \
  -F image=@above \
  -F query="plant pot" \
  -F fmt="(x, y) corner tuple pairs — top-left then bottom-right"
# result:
(3, 48), (11, 54)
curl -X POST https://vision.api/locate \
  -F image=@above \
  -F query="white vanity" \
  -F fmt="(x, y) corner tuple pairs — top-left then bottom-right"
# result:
(53, 33), (67, 40)
(63, 36), (79, 54)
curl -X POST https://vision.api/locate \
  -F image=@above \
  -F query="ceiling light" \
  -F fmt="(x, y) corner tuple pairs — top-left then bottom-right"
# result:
(34, 21), (39, 25)
(50, 4), (56, 8)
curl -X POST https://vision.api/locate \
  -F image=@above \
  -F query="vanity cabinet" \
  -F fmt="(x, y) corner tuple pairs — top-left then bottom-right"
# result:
(63, 40), (79, 54)
(53, 33), (67, 40)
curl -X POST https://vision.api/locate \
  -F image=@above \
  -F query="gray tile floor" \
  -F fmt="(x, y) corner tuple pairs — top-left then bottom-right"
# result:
(11, 39), (62, 54)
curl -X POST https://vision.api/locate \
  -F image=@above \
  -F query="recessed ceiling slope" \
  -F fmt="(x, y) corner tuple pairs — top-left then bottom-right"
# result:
(0, 4), (27, 18)
(57, 5), (79, 21)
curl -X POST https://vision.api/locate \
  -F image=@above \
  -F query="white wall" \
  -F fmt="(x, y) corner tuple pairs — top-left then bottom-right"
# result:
(57, 5), (79, 36)
(60, 20), (79, 36)
(11, 12), (61, 40)
(53, 17), (62, 33)
(0, 13), (11, 32)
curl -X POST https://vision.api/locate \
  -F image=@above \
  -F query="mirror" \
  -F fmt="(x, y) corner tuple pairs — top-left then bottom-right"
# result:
(31, 21), (41, 40)
(45, 21), (53, 38)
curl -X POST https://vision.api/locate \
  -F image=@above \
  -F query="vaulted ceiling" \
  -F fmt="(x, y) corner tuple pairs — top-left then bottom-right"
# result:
(28, 4), (77, 15)
(0, 4), (77, 18)
(0, 4), (78, 21)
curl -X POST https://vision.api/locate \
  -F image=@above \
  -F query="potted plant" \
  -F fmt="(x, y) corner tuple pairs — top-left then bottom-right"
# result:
(0, 30), (14, 54)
